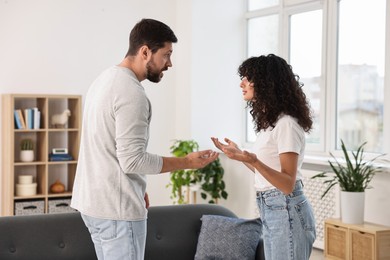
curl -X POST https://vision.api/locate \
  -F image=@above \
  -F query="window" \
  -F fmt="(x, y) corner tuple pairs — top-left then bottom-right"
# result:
(248, 15), (279, 57)
(290, 9), (323, 149)
(336, 0), (386, 153)
(246, 13), (279, 143)
(245, 0), (389, 158)
(248, 0), (278, 11)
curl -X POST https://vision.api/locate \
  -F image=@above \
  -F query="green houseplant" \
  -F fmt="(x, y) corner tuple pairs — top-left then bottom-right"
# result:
(167, 139), (228, 204)
(312, 140), (384, 198)
(167, 140), (199, 204)
(312, 139), (384, 224)
(197, 159), (228, 204)
(20, 138), (34, 162)
(21, 138), (34, 151)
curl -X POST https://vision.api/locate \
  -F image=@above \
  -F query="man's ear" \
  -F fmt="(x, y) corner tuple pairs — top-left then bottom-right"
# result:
(139, 45), (151, 60)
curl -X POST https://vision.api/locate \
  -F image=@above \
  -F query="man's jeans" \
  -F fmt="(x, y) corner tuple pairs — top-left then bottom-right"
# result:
(256, 180), (316, 260)
(81, 214), (147, 260)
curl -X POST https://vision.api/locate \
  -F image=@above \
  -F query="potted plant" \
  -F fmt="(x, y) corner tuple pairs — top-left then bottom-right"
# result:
(312, 139), (384, 224)
(167, 140), (199, 204)
(196, 159), (228, 204)
(167, 139), (228, 204)
(20, 138), (34, 162)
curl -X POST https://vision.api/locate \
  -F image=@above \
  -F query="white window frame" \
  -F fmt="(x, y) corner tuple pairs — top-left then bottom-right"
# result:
(244, 0), (390, 163)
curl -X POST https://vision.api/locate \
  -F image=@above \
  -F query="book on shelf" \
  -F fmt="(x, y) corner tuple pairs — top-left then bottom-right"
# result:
(24, 108), (34, 129)
(49, 153), (73, 161)
(13, 107), (41, 130)
(14, 109), (26, 129)
(33, 107), (41, 129)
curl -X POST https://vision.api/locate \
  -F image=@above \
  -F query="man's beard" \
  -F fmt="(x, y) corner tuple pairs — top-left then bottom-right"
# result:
(146, 60), (166, 83)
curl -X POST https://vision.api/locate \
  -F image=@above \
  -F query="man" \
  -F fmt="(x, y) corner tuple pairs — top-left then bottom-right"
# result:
(71, 18), (218, 260)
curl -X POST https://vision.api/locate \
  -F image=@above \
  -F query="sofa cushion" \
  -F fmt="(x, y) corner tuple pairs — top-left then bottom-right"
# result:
(194, 215), (262, 260)
(145, 204), (237, 260)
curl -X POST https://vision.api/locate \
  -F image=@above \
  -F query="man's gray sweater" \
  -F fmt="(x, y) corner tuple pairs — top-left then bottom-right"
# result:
(71, 66), (163, 221)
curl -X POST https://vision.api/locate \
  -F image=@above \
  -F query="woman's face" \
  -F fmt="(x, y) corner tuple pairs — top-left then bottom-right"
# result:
(240, 77), (254, 101)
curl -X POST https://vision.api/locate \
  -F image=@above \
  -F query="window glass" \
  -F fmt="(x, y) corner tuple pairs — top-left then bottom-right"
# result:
(336, 0), (385, 152)
(246, 14), (279, 142)
(248, 15), (279, 57)
(290, 10), (323, 145)
(248, 0), (279, 11)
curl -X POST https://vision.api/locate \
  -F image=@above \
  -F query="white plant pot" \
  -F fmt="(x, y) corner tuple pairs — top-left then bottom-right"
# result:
(20, 150), (34, 162)
(340, 191), (365, 224)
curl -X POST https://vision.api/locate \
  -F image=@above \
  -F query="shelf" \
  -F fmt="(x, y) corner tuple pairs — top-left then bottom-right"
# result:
(48, 161), (78, 165)
(14, 194), (46, 200)
(1, 94), (81, 216)
(14, 162), (46, 166)
(48, 192), (73, 198)
(325, 218), (390, 260)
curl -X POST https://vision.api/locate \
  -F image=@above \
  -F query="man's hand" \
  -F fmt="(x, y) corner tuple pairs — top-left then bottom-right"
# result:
(161, 150), (219, 173)
(144, 192), (150, 209)
(185, 150), (219, 169)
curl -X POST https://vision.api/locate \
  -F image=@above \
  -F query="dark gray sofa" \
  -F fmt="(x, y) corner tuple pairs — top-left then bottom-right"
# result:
(0, 204), (264, 260)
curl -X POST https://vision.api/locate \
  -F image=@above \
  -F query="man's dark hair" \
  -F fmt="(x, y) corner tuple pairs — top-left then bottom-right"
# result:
(125, 18), (178, 57)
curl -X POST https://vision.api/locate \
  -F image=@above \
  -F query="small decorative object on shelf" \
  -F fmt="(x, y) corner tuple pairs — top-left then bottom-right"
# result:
(15, 174), (37, 196)
(20, 139), (34, 162)
(50, 180), (65, 193)
(52, 148), (68, 154)
(51, 109), (71, 128)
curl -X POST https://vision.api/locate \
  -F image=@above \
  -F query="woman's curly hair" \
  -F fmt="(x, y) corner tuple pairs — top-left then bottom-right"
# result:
(238, 54), (313, 133)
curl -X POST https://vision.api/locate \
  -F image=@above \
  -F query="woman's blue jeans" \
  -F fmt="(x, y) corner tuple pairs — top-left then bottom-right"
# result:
(81, 214), (147, 260)
(256, 180), (316, 260)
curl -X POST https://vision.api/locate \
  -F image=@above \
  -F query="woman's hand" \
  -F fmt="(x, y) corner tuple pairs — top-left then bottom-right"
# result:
(211, 137), (240, 152)
(211, 137), (257, 164)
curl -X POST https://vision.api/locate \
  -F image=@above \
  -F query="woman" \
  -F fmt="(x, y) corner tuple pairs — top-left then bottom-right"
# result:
(212, 54), (316, 260)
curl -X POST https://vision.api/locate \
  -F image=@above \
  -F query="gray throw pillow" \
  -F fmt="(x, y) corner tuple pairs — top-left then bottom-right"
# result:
(195, 215), (262, 260)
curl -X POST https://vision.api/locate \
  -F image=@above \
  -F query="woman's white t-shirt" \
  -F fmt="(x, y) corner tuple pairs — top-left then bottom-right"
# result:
(253, 115), (306, 191)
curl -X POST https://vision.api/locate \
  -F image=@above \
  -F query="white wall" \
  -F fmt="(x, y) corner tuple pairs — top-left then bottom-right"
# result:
(1, 0), (389, 225)
(191, 0), (246, 148)
(0, 0), (179, 211)
(0, 0), (255, 218)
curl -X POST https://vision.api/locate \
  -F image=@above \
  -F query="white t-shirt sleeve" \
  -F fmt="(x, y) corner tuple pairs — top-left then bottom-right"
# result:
(273, 116), (304, 155)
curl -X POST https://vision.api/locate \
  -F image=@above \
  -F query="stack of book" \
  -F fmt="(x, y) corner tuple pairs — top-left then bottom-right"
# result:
(49, 153), (73, 161)
(14, 108), (41, 129)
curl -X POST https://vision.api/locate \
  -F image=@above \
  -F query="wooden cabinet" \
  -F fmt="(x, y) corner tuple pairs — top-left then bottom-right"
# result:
(325, 218), (390, 260)
(1, 94), (81, 216)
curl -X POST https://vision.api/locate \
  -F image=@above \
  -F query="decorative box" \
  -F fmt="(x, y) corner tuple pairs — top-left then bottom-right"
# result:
(48, 199), (76, 214)
(14, 200), (44, 215)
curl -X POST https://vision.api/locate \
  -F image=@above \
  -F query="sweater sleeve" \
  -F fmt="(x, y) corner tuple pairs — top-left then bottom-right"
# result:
(114, 80), (162, 175)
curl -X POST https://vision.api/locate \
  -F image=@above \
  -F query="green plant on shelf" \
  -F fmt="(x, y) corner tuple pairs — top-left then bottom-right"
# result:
(20, 139), (34, 151)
